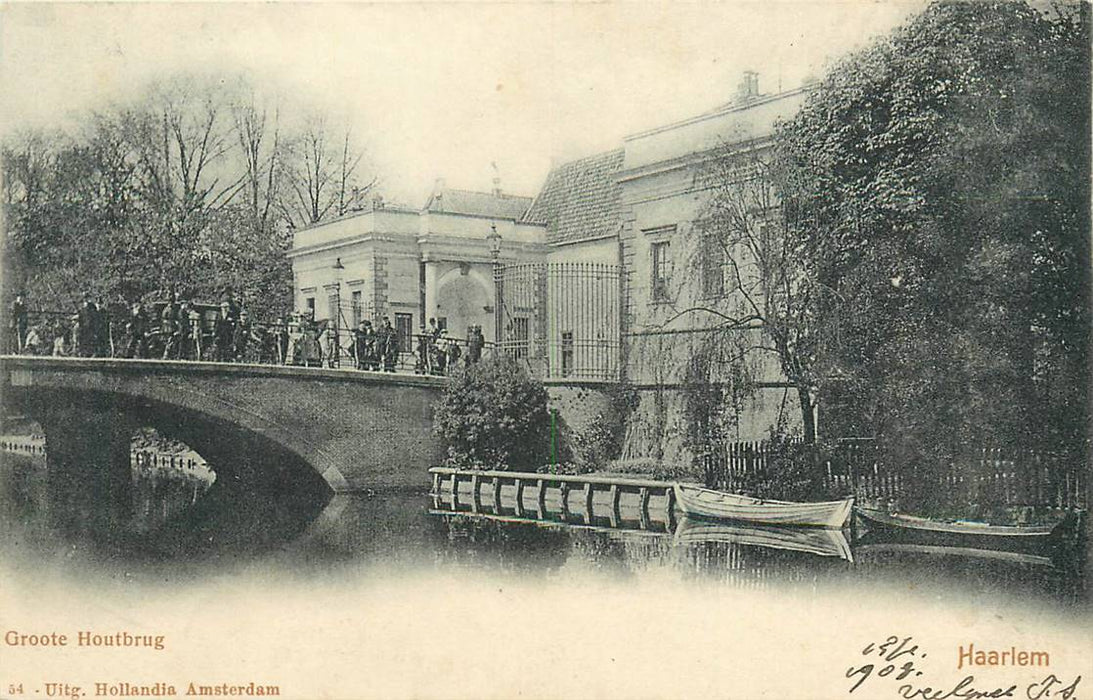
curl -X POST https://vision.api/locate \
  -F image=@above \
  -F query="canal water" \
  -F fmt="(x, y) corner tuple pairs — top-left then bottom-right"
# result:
(1, 450), (1089, 700)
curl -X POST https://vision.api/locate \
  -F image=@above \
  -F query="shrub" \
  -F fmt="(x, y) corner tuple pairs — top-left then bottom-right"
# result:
(433, 356), (550, 471)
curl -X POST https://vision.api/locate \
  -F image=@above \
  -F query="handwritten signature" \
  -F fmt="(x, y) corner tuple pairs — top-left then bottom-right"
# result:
(846, 636), (1082, 699)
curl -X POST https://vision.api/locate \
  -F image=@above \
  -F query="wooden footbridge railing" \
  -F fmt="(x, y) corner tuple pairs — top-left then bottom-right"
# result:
(429, 467), (678, 531)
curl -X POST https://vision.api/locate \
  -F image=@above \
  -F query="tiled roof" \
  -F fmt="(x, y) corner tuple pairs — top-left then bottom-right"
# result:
(423, 188), (533, 220)
(522, 148), (624, 246)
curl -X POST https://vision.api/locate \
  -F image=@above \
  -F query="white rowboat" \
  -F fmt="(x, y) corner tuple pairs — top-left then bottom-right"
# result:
(674, 484), (853, 529)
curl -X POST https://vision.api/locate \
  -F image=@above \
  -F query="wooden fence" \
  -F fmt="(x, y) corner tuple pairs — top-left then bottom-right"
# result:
(702, 440), (1085, 510)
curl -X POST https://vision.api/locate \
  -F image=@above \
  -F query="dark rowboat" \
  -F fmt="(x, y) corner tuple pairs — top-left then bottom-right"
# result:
(854, 507), (1060, 554)
(673, 484), (853, 529)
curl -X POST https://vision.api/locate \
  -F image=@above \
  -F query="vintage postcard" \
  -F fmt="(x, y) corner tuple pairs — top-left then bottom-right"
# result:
(0, 2), (1089, 699)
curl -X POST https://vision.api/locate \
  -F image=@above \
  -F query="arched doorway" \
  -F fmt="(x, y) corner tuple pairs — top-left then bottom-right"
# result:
(434, 266), (493, 341)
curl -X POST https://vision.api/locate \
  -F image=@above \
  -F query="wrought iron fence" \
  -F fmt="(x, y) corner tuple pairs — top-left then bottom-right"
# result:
(496, 262), (621, 380)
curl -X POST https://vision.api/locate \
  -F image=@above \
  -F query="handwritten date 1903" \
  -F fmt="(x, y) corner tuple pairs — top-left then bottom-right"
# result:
(847, 636), (926, 693)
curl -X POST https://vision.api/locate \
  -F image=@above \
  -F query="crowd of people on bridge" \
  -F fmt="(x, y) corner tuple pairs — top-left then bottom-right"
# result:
(7, 290), (489, 376)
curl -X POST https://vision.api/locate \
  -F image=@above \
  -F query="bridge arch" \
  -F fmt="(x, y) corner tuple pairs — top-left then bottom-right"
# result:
(2, 356), (446, 493)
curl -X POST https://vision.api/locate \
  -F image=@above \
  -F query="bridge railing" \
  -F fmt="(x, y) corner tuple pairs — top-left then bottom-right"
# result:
(5, 308), (500, 377)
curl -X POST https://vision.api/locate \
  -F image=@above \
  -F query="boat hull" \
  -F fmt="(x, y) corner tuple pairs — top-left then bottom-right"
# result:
(674, 485), (853, 529)
(854, 508), (1059, 555)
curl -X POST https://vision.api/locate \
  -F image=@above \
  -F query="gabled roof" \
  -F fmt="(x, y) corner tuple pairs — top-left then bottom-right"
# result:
(522, 148), (624, 246)
(423, 188), (533, 220)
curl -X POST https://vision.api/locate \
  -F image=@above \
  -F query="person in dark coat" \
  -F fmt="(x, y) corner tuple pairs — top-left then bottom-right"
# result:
(160, 295), (181, 360)
(233, 310), (254, 362)
(467, 324), (484, 365)
(213, 301), (235, 362)
(414, 327), (429, 374)
(296, 319), (323, 367)
(177, 301), (197, 360)
(9, 291), (28, 353)
(445, 330), (462, 372)
(93, 300), (111, 357)
(354, 320), (376, 370)
(77, 297), (98, 357)
(125, 302), (149, 358)
(381, 317), (398, 372)
(433, 329), (448, 376)
(427, 317), (441, 374)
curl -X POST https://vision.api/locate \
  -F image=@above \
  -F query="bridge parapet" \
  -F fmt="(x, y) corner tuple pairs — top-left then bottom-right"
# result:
(1, 355), (448, 387)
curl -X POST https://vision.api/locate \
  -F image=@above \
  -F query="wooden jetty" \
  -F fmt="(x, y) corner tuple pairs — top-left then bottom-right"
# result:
(429, 467), (678, 531)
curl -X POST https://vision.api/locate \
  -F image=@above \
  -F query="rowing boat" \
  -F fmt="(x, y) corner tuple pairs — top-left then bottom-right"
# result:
(854, 507), (1060, 554)
(673, 484), (854, 528)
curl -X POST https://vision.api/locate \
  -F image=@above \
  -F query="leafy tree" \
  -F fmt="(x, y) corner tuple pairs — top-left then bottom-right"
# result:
(777, 1), (1089, 466)
(433, 356), (550, 471)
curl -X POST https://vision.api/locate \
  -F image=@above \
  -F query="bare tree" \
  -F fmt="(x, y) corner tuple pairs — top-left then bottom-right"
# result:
(279, 114), (376, 229)
(128, 77), (246, 221)
(687, 141), (841, 443)
(232, 90), (283, 232)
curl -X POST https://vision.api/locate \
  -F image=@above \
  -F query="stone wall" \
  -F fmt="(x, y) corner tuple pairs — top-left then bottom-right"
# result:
(546, 376), (802, 472)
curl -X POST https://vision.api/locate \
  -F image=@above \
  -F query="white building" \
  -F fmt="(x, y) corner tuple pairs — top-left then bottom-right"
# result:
(288, 73), (814, 454)
(287, 187), (544, 351)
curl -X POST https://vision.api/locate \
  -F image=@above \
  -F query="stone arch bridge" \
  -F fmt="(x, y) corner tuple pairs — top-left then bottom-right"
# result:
(1, 356), (447, 500)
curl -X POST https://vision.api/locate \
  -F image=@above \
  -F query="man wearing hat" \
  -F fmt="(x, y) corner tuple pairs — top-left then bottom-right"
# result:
(8, 291), (27, 353)
(77, 295), (98, 357)
(380, 317), (398, 372)
(355, 320), (376, 371)
(233, 309), (254, 362)
(124, 301), (149, 359)
(160, 292), (181, 359)
(213, 301), (235, 362)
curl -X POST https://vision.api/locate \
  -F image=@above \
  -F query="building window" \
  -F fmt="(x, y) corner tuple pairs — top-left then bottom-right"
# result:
(395, 313), (414, 354)
(561, 331), (574, 377)
(351, 291), (362, 327)
(305, 297), (315, 320)
(651, 240), (673, 302)
(436, 317), (447, 332)
(511, 317), (529, 359)
(702, 235), (726, 298)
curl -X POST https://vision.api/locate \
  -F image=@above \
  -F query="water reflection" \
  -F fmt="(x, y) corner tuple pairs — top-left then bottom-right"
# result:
(0, 451), (1086, 609)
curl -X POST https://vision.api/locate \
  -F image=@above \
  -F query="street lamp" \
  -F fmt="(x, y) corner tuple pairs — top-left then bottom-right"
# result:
(486, 223), (503, 344)
(332, 256), (345, 367)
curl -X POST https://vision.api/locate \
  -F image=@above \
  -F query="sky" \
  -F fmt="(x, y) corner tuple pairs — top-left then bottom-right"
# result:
(0, 1), (927, 205)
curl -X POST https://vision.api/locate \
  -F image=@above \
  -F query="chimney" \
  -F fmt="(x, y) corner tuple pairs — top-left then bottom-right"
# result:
(491, 161), (502, 197)
(736, 70), (760, 103)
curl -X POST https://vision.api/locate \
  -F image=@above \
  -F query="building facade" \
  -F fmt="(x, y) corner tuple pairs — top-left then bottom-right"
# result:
(287, 188), (546, 355)
(288, 73), (813, 459)
(525, 75), (812, 457)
